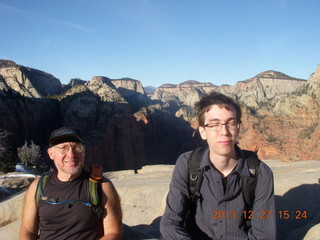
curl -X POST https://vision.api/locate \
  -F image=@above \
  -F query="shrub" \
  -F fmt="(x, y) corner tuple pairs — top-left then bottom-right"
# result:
(18, 141), (42, 167)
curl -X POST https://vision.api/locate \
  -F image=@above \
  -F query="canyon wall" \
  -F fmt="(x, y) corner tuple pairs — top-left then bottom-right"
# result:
(0, 60), (319, 171)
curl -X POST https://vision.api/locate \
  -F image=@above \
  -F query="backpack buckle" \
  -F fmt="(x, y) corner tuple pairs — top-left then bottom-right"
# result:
(190, 173), (198, 181)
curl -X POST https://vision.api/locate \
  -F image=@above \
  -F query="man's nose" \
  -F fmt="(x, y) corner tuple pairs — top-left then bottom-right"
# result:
(66, 146), (76, 155)
(220, 124), (230, 134)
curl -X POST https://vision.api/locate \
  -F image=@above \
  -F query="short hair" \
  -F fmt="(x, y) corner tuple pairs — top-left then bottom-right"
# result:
(195, 91), (242, 126)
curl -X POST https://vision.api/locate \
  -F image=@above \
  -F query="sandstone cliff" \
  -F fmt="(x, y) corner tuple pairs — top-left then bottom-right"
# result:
(0, 59), (319, 168)
(111, 78), (146, 95)
(237, 69), (319, 161)
(149, 69), (317, 162)
(0, 60), (61, 98)
(152, 80), (216, 106)
(0, 62), (148, 171)
(218, 70), (306, 108)
(307, 64), (320, 98)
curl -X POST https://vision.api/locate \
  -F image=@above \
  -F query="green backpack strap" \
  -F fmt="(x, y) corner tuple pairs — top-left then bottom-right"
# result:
(35, 165), (104, 219)
(35, 171), (50, 207)
(88, 164), (104, 218)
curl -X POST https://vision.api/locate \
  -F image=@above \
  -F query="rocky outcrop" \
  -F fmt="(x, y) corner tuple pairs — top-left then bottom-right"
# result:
(237, 67), (320, 161)
(0, 67), (147, 171)
(86, 76), (125, 102)
(148, 69), (318, 162)
(58, 89), (146, 170)
(0, 91), (61, 150)
(0, 60), (62, 98)
(111, 78), (146, 95)
(110, 78), (151, 112)
(307, 64), (320, 98)
(218, 70), (306, 108)
(1, 161), (320, 240)
(152, 81), (216, 106)
(0, 59), (320, 167)
(62, 78), (87, 92)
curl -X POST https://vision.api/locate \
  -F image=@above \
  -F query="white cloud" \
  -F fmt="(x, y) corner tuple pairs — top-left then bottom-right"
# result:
(0, 2), (96, 33)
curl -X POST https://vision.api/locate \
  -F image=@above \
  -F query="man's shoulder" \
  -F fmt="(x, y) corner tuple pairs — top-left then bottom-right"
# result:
(258, 160), (274, 175)
(176, 150), (194, 165)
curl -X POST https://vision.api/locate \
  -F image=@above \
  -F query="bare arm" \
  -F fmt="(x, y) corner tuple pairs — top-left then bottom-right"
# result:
(20, 178), (39, 240)
(99, 179), (123, 240)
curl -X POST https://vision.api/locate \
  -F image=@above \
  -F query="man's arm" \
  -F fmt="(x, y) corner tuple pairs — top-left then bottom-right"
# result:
(100, 179), (123, 240)
(160, 152), (193, 240)
(249, 162), (276, 240)
(20, 178), (39, 240)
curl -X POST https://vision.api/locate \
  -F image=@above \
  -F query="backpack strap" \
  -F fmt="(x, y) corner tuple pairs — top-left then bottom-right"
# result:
(35, 170), (50, 207)
(241, 150), (260, 228)
(88, 164), (104, 219)
(188, 147), (207, 205)
(35, 165), (104, 219)
(184, 147), (207, 229)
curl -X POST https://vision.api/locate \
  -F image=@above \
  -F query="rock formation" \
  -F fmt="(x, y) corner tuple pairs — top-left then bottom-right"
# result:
(0, 60), (61, 98)
(0, 59), (319, 169)
(307, 64), (320, 98)
(218, 70), (306, 108)
(237, 68), (320, 161)
(152, 80), (216, 106)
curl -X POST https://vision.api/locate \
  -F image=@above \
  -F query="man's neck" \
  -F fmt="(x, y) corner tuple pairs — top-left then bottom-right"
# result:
(210, 151), (238, 178)
(56, 171), (82, 182)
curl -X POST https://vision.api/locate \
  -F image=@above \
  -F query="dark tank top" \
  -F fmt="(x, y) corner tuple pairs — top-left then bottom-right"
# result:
(38, 171), (102, 240)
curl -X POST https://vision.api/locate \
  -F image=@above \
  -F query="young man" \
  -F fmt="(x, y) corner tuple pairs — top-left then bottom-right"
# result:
(160, 92), (276, 239)
(20, 127), (123, 240)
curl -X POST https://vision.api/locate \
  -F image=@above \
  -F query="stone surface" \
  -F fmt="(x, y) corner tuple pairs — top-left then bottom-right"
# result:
(1, 161), (320, 240)
(304, 222), (320, 240)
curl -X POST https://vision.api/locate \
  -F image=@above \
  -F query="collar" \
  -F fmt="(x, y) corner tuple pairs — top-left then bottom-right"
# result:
(199, 145), (251, 176)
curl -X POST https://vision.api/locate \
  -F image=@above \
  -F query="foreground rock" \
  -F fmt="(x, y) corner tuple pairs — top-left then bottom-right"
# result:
(1, 161), (320, 239)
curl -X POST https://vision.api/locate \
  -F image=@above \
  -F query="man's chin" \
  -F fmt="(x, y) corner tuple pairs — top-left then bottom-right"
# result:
(62, 166), (82, 176)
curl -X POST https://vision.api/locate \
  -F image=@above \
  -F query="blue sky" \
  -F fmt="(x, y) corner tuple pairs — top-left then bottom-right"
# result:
(0, 0), (319, 87)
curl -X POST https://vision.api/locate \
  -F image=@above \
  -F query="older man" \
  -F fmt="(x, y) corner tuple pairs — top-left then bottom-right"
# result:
(20, 126), (122, 240)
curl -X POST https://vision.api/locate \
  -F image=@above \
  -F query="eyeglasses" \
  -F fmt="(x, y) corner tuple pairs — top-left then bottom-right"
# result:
(53, 143), (84, 154)
(203, 121), (239, 131)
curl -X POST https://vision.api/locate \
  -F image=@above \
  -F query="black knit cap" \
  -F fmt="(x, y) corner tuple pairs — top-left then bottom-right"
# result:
(49, 127), (85, 147)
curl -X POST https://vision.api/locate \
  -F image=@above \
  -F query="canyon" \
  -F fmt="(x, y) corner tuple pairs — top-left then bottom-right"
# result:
(0, 59), (320, 172)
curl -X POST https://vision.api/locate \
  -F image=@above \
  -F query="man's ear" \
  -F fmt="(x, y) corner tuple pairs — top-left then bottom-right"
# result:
(47, 148), (54, 160)
(198, 126), (207, 140)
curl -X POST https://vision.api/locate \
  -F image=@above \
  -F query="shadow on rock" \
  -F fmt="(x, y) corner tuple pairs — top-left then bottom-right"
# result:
(275, 184), (320, 240)
(123, 217), (161, 240)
